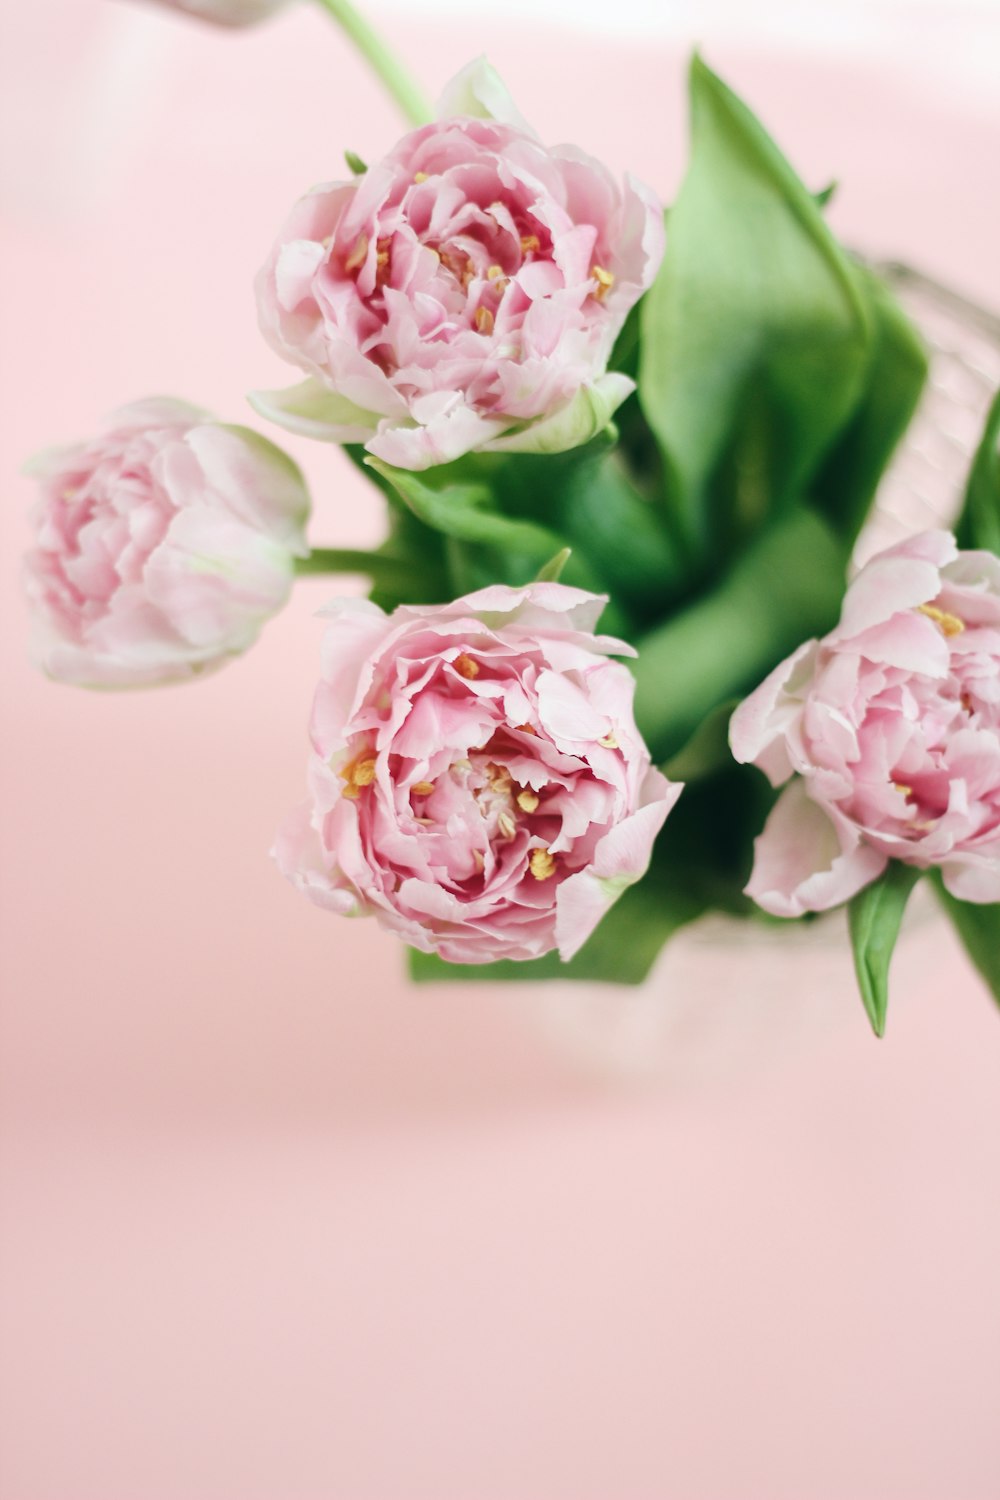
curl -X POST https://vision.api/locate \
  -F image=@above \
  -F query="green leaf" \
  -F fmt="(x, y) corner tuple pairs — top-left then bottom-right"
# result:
(364, 457), (631, 632)
(344, 149), (368, 175)
(409, 861), (706, 986)
(661, 697), (740, 783)
(638, 54), (871, 561)
(366, 459), (566, 559)
(847, 863), (923, 1036)
(489, 440), (688, 622)
(812, 265), (928, 545)
(630, 507), (848, 759)
(955, 386), (1000, 555)
(931, 873), (1000, 1009)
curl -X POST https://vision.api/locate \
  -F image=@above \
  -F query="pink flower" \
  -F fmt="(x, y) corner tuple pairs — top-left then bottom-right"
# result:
(136, 0), (288, 26)
(252, 58), (665, 470)
(24, 398), (309, 688)
(275, 582), (680, 963)
(730, 531), (1000, 915)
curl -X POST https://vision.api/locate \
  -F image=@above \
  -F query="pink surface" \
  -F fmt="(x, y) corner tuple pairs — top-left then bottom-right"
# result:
(2, 5), (1000, 1497)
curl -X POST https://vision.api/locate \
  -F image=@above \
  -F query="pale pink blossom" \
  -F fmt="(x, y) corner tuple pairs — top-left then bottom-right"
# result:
(135, 0), (288, 26)
(24, 399), (309, 688)
(276, 583), (680, 963)
(252, 58), (665, 469)
(730, 531), (1000, 915)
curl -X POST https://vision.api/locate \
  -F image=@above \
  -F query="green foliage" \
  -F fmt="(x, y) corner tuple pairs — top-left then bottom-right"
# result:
(955, 387), (1000, 555)
(661, 697), (741, 783)
(630, 508), (848, 760)
(931, 873), (1000, 1010)
(811, 266), (928, 546)
(847, 863), (923, 1037)
(638, 55), (874, 564)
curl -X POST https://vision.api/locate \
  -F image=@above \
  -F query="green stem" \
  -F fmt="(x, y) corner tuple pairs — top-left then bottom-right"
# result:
(310, 0), (433, 127)
(295, 547), (418, 591)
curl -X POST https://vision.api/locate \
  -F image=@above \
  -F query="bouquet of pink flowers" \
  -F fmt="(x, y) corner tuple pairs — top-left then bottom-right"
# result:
(26, 0), (999, 1035)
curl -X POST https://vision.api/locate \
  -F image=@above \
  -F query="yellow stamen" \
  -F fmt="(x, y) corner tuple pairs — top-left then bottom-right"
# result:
(413, 171), (429, 183)
(342, 784), (360, 801)
(454, 653), (480, 679)
(472, 849), (485, 871)
(916, 603), (964, 637)
(474, 306), (495, 335)
(486, 264), (505, 281)
(497, 812), (517, 840)
(516, 789), (540, 814)
(598, 731), (618, 749)
(520, 234), (541, 255)
(486, 763), (512, 792)
(411, 781), (435, 797)
(591, 264), (615, 300)
(893, 782), (913, 799)
(344, 233), (369, 273)
(515, 722), (536, 736)
(529, 847), (556, 881)
(350, 757), (377, 787)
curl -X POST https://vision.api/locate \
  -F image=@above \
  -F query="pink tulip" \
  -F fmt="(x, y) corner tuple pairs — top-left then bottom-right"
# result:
(252, 57), (665, 469)
(275, 582), (680, 963)
(24, 399), (309, 688)
(730, 531), (1000, 915)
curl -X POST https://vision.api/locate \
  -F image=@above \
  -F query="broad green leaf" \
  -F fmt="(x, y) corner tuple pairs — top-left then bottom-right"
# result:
(812, 265), (928, 545)
(365, 457), (626, 626)
(366, 459), (566, 558)
(932, 873), (1000, 1009)
(630, 507), (848, 759)
(490, 440), (688, 621)
(639, 55), (870, 560)
(955, 386), (1000, 555)
(661, 697), (740, 783)
(409, 862), (706, 986)
(847, 863), (923, 1037)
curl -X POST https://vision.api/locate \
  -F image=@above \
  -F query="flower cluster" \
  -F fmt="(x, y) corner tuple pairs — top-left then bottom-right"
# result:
(731, 532), (1000, 913)
(276, 583), (679, 962)
(20, 11), (1000, 1014)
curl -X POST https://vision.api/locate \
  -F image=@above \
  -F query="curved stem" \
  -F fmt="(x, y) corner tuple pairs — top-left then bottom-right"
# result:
(310, 0), (433, 127)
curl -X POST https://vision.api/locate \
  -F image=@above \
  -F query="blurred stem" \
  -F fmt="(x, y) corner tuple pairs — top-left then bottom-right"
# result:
(295, 547), (415, 592)
(310, 0), (433, 126)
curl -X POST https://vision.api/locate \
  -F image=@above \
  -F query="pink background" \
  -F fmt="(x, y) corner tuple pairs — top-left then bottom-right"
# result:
(2, 3), (1000, 1496)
